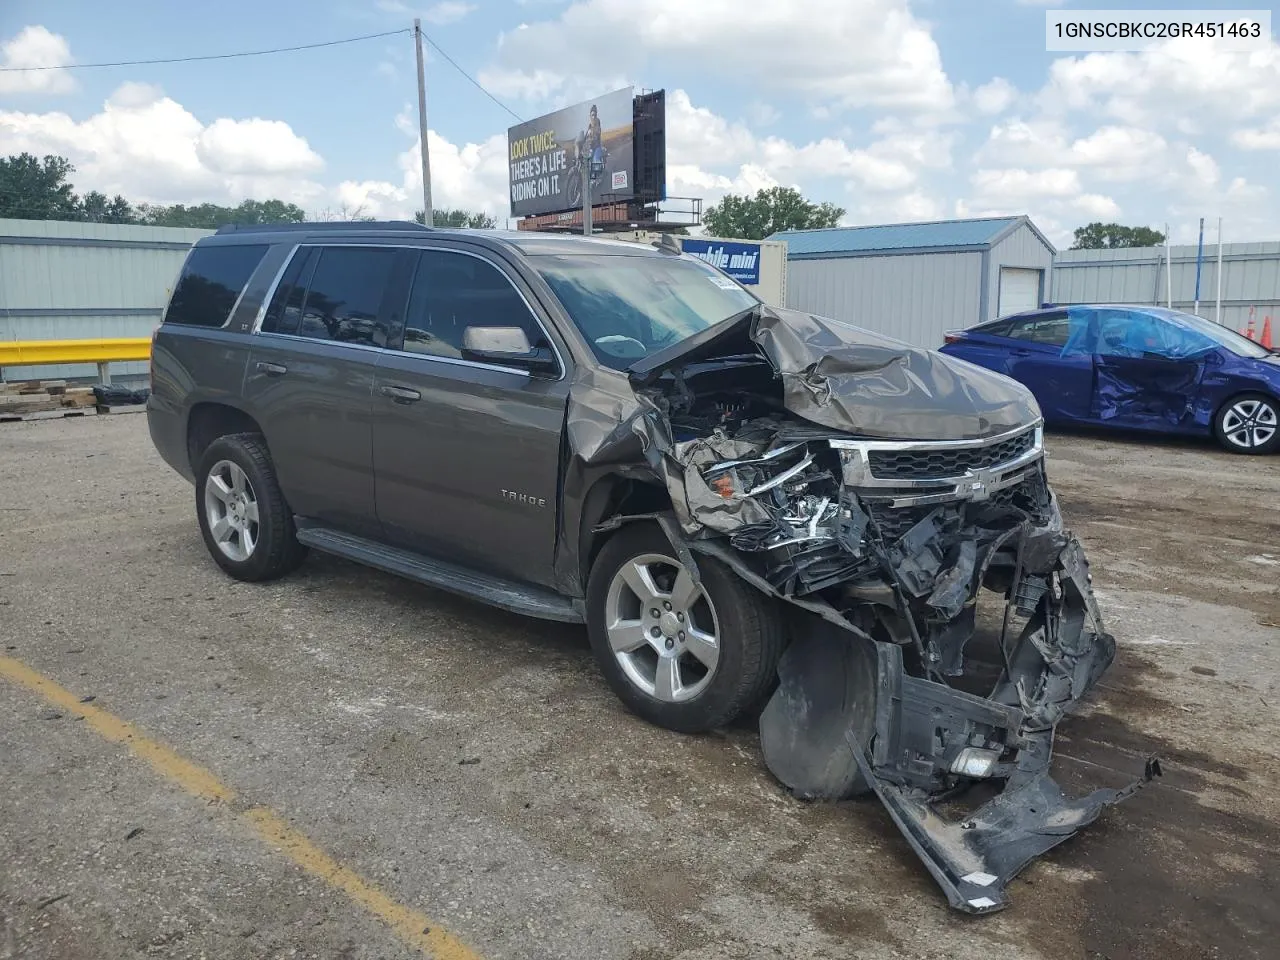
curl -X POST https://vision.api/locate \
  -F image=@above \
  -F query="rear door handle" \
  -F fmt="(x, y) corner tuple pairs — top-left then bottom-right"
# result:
(255, 361), (288, 376)
(379, 384), (422, 404)
(1011, 349), (1032, 357)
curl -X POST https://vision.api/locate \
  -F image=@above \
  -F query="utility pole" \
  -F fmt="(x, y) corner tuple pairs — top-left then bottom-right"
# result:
(414, 19), (433, 227)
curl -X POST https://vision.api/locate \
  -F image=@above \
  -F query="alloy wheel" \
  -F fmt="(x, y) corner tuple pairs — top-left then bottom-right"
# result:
(604, 553), (721, 703)
(204, 459), (260, 562)
(1222, 398), (1278, 450)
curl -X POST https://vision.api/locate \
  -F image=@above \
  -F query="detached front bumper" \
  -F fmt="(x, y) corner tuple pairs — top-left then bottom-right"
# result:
(757, 508), (1160, 914)
(860, 633), (1160, 914)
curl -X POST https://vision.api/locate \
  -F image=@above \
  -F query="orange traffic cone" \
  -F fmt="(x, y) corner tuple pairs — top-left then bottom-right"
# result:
(1246, 307), (1257, 340)
(1262, 316), (1274, 350)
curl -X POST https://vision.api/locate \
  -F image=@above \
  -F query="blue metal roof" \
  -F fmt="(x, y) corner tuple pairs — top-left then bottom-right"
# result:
(768, 217), (1024, 257)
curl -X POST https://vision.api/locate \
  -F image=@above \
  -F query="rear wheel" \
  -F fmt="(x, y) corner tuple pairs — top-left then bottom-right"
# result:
(194, 433), (307, 581)
(1214, 393), (1279, 455)
(586, 524), (784, 733)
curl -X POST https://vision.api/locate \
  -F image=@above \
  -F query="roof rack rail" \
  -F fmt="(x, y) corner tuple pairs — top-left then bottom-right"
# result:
(214, 220), (432, 235)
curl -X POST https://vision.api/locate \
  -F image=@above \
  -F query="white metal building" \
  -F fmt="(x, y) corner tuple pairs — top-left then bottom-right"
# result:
(0, 218), (212, 383)
(1053, 241), (1280, 335)
(769, 216), (1056, 348)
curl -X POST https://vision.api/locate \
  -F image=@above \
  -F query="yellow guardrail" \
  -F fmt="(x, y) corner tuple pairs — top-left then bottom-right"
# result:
(0, 337), (152, 366)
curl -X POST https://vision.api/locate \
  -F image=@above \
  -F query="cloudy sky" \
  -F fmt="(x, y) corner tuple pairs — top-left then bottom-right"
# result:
(1, 0), (1277, 245)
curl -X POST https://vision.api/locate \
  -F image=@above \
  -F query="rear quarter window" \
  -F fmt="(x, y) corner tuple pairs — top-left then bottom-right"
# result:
(165, 244), (269, 327)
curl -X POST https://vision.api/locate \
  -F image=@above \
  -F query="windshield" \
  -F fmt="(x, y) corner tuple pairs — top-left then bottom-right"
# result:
(1148, 308), (1273, 359)
(533, 253), (758, 369)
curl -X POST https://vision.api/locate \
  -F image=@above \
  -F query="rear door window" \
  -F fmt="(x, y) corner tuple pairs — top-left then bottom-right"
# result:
(165, 244), (268, 327)
(260, 248), (317, 335)
(261, 246), (398, 347)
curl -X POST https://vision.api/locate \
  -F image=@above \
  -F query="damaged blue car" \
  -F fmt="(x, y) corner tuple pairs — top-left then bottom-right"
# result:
(940, 305), (1280, 454)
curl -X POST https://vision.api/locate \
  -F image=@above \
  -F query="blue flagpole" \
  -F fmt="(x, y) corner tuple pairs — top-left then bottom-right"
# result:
(1193, 217), (1205, 315)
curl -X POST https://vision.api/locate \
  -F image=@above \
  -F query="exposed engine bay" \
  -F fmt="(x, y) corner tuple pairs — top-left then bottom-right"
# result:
(569, 305), (1159, 913)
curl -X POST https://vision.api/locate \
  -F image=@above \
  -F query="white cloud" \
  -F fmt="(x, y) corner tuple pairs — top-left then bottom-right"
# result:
(0, 83), (324, 207)
(1042, 37), (1280, 127)
(0, 25), (74, 96)
(423, 1), (477, 24)
(852, 190), (946, 224)
(961, 166), (1123, 246)
(399, 130), (512, 217)
(1073, 193), (1121, 218)
(663, 89), (922, 198)
(977, 119), (1168, 182)
(971, 167), (1083, 201)
(375, 0), (475, 24)
(973, 78), (1017, 115)
(197, 118), (323, 175)
(489, 0), (954, 113)
(1232, 119), (1280, 150)
(1185, 147), (1220, 187)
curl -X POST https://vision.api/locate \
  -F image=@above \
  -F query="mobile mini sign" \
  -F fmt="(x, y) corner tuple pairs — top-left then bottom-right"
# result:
(681, 239), (763, 286)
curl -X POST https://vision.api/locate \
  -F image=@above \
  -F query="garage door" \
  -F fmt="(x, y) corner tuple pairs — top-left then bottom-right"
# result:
(998, 267), (1043, 317)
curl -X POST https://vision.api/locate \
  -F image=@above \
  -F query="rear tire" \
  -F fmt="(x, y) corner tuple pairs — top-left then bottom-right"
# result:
(586, 523), (784, 734)
(194, 433), (307, 581)
(1214, 393), (1280, 455)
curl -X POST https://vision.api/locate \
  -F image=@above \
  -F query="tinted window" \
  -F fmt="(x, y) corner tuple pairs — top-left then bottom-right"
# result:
(971, 318), (1013, 337)
(399, 250), (548, 361)
(260, 248), (317, 335)
(165, 244), (268, 327)
(293, 247), (398, 347)
(1005, 312), (1070, 347)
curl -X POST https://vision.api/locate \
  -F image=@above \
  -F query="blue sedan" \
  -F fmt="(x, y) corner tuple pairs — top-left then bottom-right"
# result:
(940, 305), (1280, 454)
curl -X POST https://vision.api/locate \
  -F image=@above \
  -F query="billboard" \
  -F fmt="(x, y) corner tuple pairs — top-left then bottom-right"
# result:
(508, 87), (635, 218)
(681, 239), (763, 286)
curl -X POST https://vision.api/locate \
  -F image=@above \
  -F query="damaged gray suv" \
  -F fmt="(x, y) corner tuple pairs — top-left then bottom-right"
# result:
(148, 222), (1157, 914)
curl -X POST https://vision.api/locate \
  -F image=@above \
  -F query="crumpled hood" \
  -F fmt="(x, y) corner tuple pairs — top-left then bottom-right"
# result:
(755, 308), (1042, 441)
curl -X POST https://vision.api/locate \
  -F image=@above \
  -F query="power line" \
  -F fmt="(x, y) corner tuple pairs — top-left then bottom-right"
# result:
(0, 29), (411, 72)
(1, 24), (523, 124)
(417, 29), (524, 123)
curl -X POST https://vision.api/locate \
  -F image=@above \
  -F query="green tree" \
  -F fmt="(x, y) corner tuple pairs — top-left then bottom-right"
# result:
(1070, 222), (1167, 249)
(415, 208), (497, 229)
(702, 186), (844, 240)
(140, 198), (306, 229)
(0, 153), (81, 220)
(79, 190), (139, 224)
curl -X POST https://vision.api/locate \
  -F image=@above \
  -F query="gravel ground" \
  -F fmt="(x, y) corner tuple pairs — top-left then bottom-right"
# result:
(1, 414), (1277, 960)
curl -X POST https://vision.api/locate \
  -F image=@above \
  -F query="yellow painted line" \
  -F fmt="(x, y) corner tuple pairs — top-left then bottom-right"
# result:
(0, 654), (481, 960)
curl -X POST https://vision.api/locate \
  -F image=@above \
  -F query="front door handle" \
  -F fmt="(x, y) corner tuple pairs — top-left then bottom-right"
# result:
(1011, 349), (1032, 357)
(379, 384), (422, 404)
(255, 361), (288, 376)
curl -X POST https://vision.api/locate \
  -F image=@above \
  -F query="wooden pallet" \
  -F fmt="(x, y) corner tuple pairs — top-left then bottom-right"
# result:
(0, 381), (106, 422)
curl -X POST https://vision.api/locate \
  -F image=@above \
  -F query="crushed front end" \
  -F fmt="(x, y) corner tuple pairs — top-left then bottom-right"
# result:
(607, 308), (1160, 914)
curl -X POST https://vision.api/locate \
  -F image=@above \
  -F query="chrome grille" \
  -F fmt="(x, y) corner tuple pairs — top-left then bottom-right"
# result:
(868, 429), (1038, 481)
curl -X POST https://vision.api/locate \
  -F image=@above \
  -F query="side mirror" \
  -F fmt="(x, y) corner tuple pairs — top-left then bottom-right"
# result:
(461, 326), (559, 377)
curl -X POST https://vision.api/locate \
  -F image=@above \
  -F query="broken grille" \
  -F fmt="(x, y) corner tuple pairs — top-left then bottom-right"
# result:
(867, 429), (1039, 481)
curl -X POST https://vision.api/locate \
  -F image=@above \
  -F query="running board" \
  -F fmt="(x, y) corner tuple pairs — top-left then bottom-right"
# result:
(294, 525), (585, 623)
